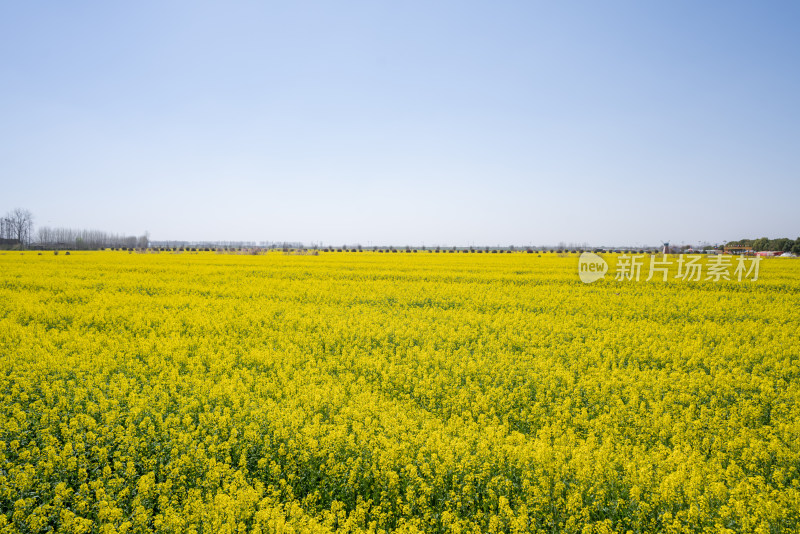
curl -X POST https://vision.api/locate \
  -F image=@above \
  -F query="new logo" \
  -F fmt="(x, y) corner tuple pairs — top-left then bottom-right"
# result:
(578, 252), (608, 283)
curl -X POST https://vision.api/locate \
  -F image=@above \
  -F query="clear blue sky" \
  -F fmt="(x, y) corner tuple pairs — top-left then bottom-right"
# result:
(2, 1), (798, 246)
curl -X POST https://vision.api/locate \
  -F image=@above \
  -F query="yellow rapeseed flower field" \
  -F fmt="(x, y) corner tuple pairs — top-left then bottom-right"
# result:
(1, 251), (798, 533)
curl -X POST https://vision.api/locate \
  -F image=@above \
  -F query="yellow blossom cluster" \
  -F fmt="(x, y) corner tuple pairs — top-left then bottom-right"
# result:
(1, 251), (798, 533)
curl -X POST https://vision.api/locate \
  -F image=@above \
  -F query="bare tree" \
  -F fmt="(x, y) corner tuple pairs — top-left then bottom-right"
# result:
(0, 216), (9, 240)
(3, 208), (34, 245)
(136, 231), (150, 249)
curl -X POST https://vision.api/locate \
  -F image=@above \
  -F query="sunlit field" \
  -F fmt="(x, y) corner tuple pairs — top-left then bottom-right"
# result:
(1, 251), (798, 533)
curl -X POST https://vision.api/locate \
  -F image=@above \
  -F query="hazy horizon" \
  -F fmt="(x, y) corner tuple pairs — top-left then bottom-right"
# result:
(2, 2), (798, 246)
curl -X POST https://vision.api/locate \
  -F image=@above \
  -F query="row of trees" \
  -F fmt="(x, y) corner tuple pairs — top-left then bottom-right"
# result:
(726, 237), (800, 254)
(1, 208), (148, 250)
(35, 226), (149, 250)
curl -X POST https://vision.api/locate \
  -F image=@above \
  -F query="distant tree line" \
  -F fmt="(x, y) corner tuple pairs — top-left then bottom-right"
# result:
(726, 237), (800, 254)
(35, 226), (148, 250)
(1, 208), (148, 250)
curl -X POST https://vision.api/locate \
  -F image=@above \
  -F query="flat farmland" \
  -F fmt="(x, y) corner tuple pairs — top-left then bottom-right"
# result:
(1, 252), (798, 533)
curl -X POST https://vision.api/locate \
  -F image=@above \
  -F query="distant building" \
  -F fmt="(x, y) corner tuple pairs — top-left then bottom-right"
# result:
(724, 246), (753, 255)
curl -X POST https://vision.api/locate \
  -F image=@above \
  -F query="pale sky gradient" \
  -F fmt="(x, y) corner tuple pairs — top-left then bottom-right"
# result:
(1, 1), (798, 247)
